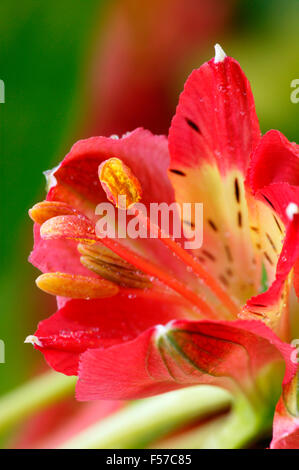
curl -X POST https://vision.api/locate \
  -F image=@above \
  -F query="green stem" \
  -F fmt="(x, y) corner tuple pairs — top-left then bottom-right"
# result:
(0, 371), (76, 434)
(60, 386), (233, 449)
(153, 392), (271, 449)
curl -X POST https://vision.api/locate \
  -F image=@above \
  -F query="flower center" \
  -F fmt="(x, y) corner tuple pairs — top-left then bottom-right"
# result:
(98, 157), (240, 318)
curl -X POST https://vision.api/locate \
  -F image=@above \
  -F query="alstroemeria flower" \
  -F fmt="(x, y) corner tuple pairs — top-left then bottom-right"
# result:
(27, 45), (299, 447)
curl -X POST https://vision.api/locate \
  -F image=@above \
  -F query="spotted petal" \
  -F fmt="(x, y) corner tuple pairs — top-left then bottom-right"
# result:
(241, 211), (299, 335)
(168, 52), (261, 304)
(243, 131), (299, 334)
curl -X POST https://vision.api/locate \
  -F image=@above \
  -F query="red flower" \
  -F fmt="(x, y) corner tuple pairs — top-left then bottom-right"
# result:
(27, 45), (299, 447)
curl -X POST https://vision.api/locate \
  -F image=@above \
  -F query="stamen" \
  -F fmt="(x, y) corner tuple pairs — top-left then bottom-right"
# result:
(36, 272), (119, 299)
(29, 201), (79, 225)
(98, 159), (239, 317)
(40, 215), (97, 243)
(99, 237), (219, 318)
(78, 243), (133, 269)
(78, 243), (152, 289)
(98, 158), (142, 209)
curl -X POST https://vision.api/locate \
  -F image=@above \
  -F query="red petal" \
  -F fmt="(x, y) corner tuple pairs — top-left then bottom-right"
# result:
(29, 224), (95, 277)
(270, 373), (299, 449)
(256, 182), (299, 225)
(246, 130), (299, 224)
(241, 213), (299, 337)
(32, 291), (191, 376)
(167, 54), (261, 303)
(48, 128), (174, 212)
(247, 130), (299, 192)
(76, 319), (295, 401)
(294, 260), (299, 299)
(169, 55), (260, 174)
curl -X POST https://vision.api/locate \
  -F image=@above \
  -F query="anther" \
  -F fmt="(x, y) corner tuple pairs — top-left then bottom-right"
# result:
(29, 201), (79, 225)
(98, 158), (142, 209)
(78, 243), (152, 289)
(35, 272), (119, 299)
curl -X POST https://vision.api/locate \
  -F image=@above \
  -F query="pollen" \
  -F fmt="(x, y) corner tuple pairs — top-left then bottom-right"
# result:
(29, 201), (78, 225)
(35, 272), (119, 299)
(98, 158), (142, 209)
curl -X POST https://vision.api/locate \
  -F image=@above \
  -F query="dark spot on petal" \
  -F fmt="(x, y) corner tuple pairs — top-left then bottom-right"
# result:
(266, 233), (277, 253)
(262, 194), (275, 210)
(256, 243), (261, 250)
(224, 245), (233, 262)
(237, 211), (242, 227)
(264, 251), (273, 266)
(226, 268), (233, 277)
(202, 250), (216, 262)
(273, 214), (283, 234)
(234, 178), (240, 203)
(184, 219), (195, 228)
(185, 118), (201, 133)
(248, 310), (265, 318)
(208, 219), (218, 231)
(169, 169), (186, 176)
(250, 226), (259, 232)
(219, 275), (229, 287)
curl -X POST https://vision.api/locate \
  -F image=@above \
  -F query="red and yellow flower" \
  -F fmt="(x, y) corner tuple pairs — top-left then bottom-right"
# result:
(27, 45), (299, 448)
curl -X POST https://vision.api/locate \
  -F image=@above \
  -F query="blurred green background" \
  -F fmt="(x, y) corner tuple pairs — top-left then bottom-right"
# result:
(0, 0), (298, 443)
